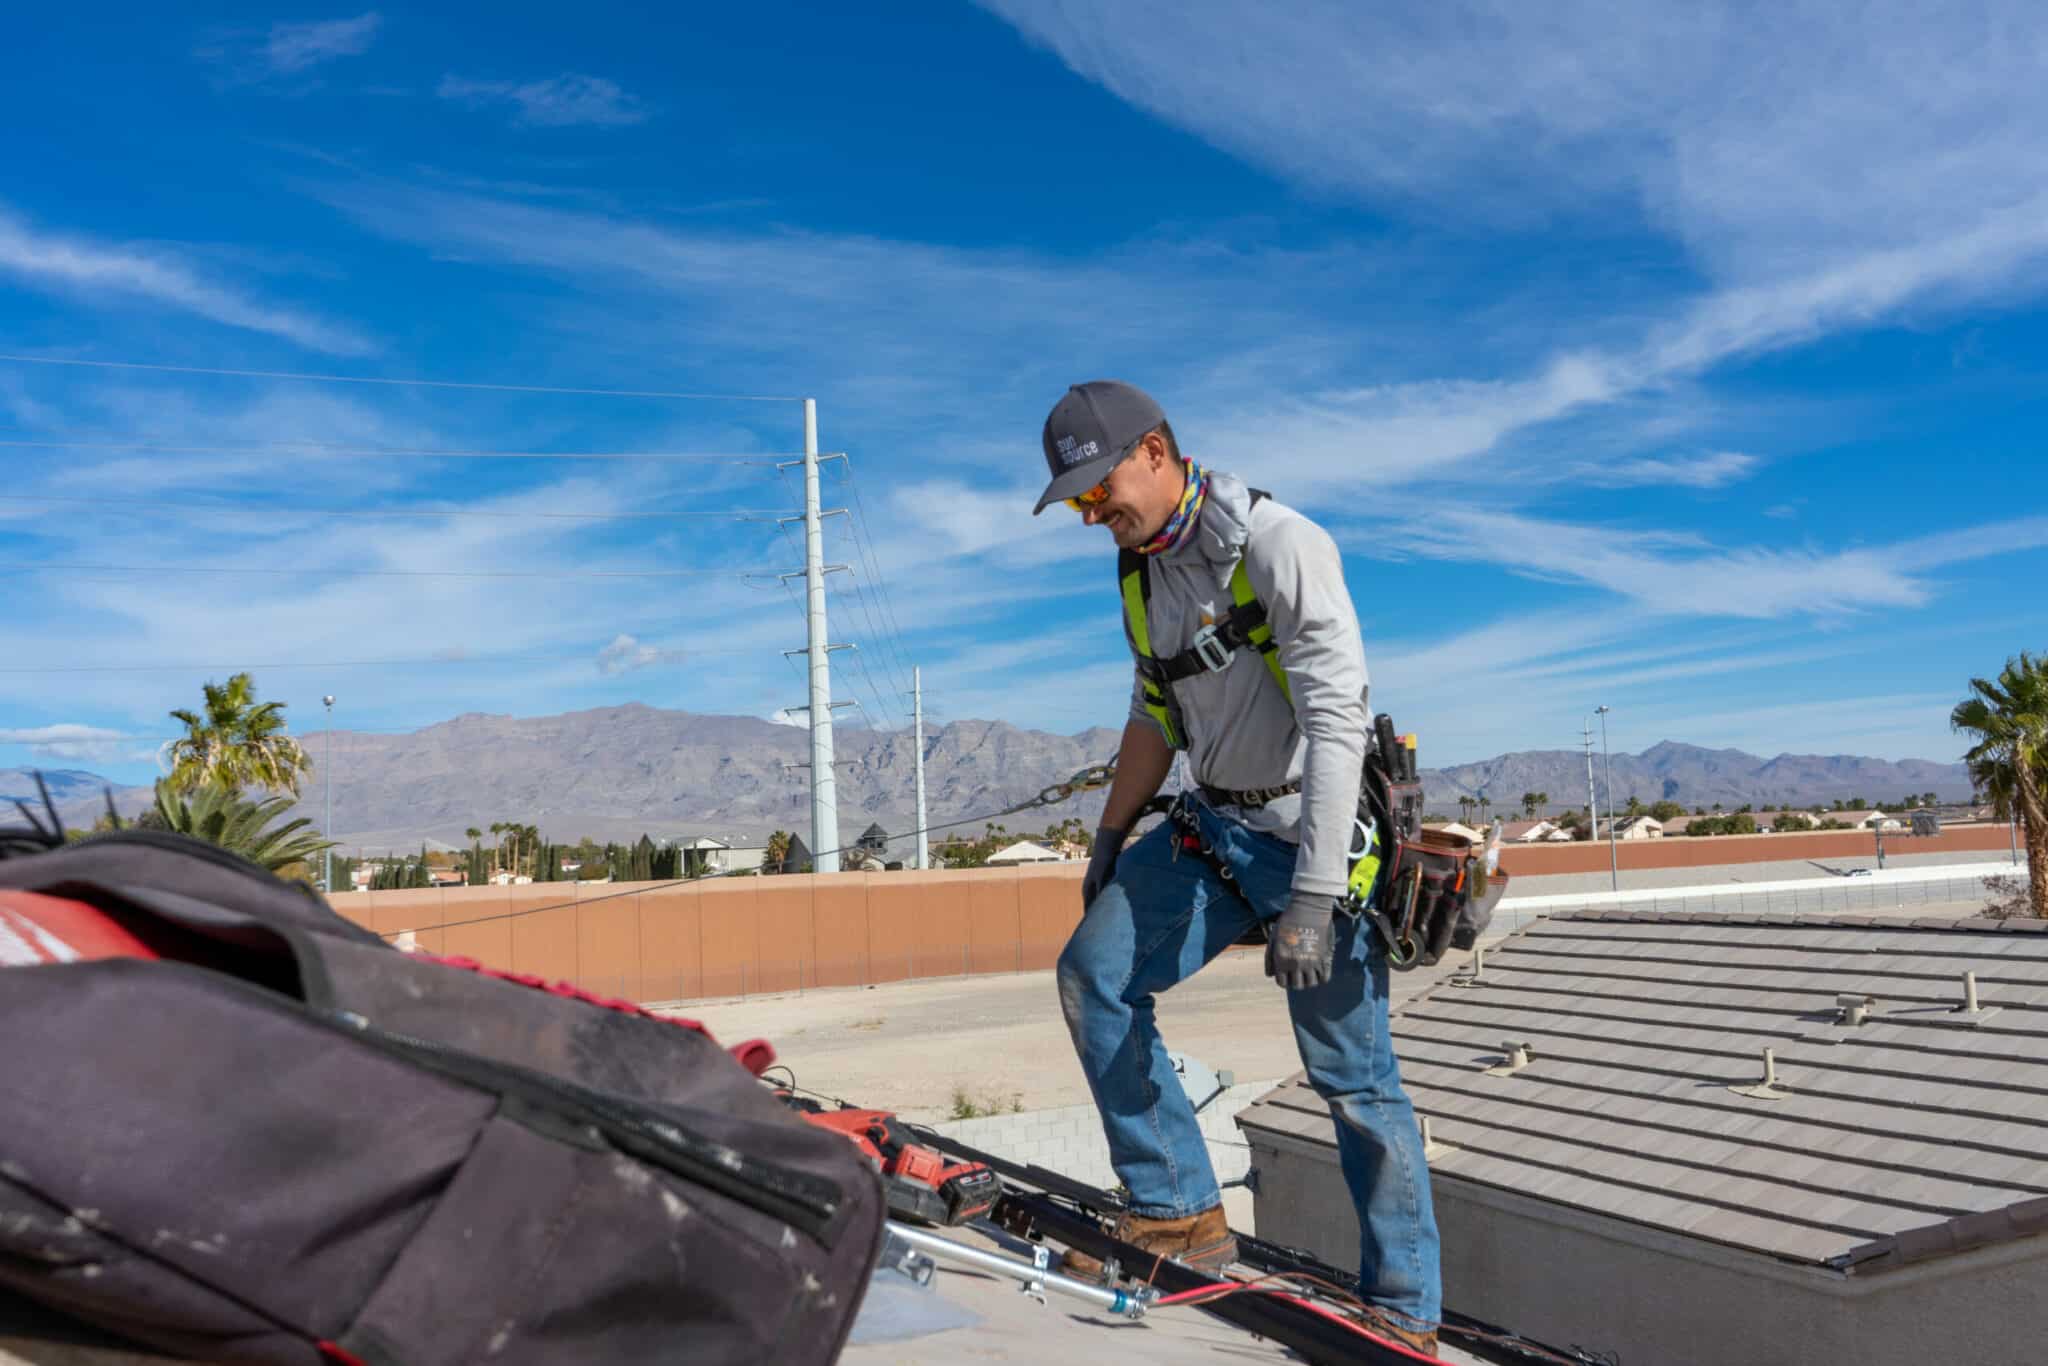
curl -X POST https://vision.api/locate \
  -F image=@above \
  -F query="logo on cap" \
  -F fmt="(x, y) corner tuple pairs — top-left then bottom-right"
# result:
(1055, 434), (1100, 468)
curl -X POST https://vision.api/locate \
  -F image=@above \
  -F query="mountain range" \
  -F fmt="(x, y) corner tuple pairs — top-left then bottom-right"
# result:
(8, 703), (1974, 854)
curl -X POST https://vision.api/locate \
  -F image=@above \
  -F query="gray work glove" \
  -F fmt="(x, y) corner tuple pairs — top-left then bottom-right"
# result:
(1265, 889), (1336, 991)
(1081, 827), (1125, 910)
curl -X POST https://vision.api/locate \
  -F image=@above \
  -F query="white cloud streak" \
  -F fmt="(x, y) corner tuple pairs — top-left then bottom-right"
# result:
(437, 73), (648, 128)
(0, 724), (149, 763)
(267, 14), (383, 74)
(0, 209), (371, 354)
(1574, 451), (1758, 490)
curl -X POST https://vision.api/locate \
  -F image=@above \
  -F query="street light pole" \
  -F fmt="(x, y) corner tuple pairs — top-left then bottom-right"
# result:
(322, 695), (335, 897)
(1596, 704), (1617, 893)
(1583, 720), (1600, 862)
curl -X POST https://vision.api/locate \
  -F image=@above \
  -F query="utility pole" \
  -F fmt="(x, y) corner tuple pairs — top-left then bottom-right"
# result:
(1583, 719), (1600, 865)
(322, 695), (335, 896)
(1597, 703), (1618, 892)
(912, 666), (929, 870)
(779, 399), (852, 873)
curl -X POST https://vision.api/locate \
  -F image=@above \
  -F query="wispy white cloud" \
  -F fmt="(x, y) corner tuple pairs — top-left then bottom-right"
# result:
(196, 12), (382, 86)
(0, 209), (371, 354)
(0, 724), (149, 763)
(437, 73), (648, 128)
(980, 2), (2048, 276)
(1574, 450), (1758, 489)
(595, 633), (670, 675)
(981, 1), (2048, 497)
(1354, 502), (2048, 623)
(266, 14), (382, 74)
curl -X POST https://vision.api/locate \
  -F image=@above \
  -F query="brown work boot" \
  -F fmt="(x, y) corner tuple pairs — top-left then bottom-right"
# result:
(1370, 1315), (1439, 1359)
(1060, 1205), (1238, 1281)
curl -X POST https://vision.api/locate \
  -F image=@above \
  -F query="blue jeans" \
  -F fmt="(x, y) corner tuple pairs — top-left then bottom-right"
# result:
(1055, 800), (1441, 1329)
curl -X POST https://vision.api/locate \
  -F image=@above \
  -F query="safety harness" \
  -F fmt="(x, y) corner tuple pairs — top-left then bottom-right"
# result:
(1119, 490), (1289, 753)
(1118, 492), (1504, 968)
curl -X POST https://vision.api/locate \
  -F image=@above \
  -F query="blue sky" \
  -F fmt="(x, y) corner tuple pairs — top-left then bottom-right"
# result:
(2, 2), (2045, 786)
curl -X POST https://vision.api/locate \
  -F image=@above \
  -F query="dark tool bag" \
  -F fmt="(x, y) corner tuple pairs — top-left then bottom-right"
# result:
(0, 830), (885, 1366)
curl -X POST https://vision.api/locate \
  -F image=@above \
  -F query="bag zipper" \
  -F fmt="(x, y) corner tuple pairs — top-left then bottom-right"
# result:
(340, 1013), (848, 1243)
(123, 959), (848, 1245)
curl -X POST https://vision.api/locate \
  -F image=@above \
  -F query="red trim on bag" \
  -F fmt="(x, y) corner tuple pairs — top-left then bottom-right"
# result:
(416, 952), (711, 1037)
(317, 1342), (366, 1366)
(727, 1037), (778, 1075)
(0, 890), (163, 965)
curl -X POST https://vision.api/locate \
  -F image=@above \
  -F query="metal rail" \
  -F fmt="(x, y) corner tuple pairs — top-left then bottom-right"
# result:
(883, 1220), (1149, 1319)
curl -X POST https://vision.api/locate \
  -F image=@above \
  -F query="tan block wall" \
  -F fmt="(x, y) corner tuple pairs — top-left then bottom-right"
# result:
(330, 824), (2023, 1004)
(327, 863), (1092, 1003)
(1497, 822), (2017, 877)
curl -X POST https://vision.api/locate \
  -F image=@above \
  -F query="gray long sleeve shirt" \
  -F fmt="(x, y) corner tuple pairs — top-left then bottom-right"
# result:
(1123, 473), (1369, 899)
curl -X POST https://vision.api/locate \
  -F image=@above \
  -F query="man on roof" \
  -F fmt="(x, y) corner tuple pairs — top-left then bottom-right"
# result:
(1034, 380), (1441, 1356)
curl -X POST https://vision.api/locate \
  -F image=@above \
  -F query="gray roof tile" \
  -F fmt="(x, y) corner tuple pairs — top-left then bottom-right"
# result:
(1244, 914), (2048, 1269)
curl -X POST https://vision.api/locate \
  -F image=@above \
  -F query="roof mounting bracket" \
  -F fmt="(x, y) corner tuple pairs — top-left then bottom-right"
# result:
(1483, 1041), (1534, 1077)
(1730, 1046), (1792, 1101)
(1419, 1114), (1450, 1160)
(1953, 971), (2003, 1027)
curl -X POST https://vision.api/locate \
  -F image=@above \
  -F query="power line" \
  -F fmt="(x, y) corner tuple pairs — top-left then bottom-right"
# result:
(782, 458), (911, 723)
(0, 649), (767, 675)
(0, 354), (803, 402)
(0, 439), (800, 463)
(835, 459), (920, 697)
(0, 494), (784, 523)
(8, 562), (773, 580)
(767, 461), (905, 733)
(838, 583), (907, 730)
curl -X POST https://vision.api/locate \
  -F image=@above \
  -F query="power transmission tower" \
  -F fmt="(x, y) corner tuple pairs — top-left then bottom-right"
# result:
(778, 399), (852, 873)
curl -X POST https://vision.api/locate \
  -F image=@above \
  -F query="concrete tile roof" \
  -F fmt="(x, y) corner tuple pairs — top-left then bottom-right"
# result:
(1238, 910), (2048, 1270)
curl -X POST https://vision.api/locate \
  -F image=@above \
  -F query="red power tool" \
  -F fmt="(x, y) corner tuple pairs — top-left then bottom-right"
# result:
(776, 1093), (1000, 1227)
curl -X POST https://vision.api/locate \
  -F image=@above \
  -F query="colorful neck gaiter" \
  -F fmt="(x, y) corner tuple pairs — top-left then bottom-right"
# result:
(1136, 459), (1208, 555)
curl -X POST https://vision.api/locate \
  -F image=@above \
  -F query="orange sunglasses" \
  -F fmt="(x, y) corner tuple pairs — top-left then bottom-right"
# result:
(1063, 478), (1113, 513)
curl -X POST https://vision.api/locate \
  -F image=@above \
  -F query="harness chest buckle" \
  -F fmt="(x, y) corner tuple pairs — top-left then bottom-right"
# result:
(1187, 621), (1235, 674)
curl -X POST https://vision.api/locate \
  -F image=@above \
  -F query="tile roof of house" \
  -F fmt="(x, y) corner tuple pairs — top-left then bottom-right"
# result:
(1238, 910), (2048, 1272)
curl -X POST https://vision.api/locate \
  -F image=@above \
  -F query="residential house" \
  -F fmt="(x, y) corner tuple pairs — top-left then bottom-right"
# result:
(1501, 819), (1572, 843)
(1845, 809), (1900, 831)
(427, 868), (467, 888)
(1598, 815), (1664, 840)
(679, 836), (767, 875)
(1427, 821), (1485, 844)
(1237, 910), (2048, 1366)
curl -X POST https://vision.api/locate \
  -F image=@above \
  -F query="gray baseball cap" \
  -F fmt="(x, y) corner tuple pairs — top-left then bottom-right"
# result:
(1032, 380), (1166, 515)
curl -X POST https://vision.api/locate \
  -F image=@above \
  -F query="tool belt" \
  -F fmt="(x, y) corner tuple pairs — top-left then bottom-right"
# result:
(1196, 779), (1301, 811)
(1343, 713), (1507, 971)
(1147, 715), (1505, 966)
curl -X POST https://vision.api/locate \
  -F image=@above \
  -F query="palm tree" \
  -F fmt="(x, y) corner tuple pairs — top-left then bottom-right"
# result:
(1953, 652), (2048, 918)
(164, 673), (312, 796)
(150, 780), (334, 880)
(765, 830), (793, 874)
(1520, 791), (1538, 819)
